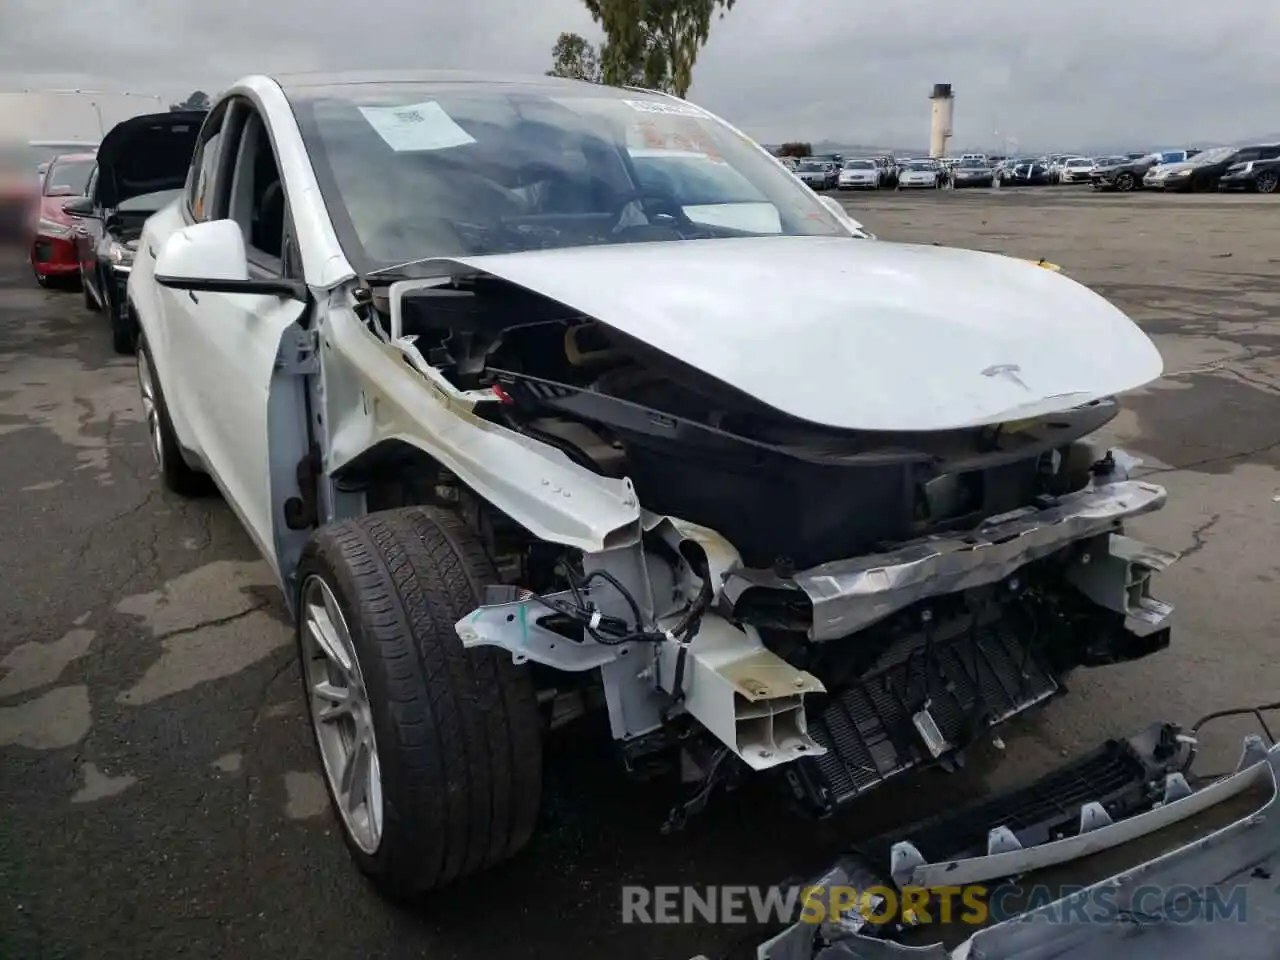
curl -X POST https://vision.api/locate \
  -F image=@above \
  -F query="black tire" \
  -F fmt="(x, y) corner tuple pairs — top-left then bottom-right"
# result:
(296, 507), (543, 899)
(1258, 171), (1279, 194)
(1114, 172), (1135, 192)
(137, 336), (212, 496)
(111, 296), (137, 355)
(32, 265), (49, 288)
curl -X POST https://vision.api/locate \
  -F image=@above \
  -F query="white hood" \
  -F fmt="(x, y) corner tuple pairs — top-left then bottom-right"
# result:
(438, 236), (1163, 432)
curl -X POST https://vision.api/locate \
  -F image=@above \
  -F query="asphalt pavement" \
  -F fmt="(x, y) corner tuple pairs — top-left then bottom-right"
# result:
(2, 189), (1279, 960)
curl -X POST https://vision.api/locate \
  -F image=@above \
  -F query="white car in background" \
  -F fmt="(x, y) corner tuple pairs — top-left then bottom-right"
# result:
(896, 159), (941, 189)
(1059, 157), (1096, 183)
(837, 158), (880, 190)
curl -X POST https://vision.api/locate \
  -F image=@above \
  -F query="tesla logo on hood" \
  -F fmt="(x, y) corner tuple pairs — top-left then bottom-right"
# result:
(981, 363), (1029, 390)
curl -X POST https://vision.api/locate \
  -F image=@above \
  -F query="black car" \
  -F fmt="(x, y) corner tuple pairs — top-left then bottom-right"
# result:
(1001, 158), (1051, 186)
(1089, 154), (1155, 192)
(1219, 155), (1280, 193)
(61, 111), (205, 353)
(1145, 144), (1280, 192)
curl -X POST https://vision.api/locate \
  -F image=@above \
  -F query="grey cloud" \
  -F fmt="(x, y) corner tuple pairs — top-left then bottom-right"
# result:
(2, 0), (1277, 150)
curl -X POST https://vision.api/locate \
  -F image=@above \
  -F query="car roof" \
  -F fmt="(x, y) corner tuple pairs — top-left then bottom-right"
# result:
(29, 139), (98, 148)
(273, 69), (618, 95)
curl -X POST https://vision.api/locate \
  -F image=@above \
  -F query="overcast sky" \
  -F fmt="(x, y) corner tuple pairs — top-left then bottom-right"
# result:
(2, 0), (1276, 150)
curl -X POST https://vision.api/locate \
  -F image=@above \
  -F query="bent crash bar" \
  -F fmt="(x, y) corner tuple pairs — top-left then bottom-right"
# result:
(723, 478), (1170, 640)
(754, 733), (1280, 960)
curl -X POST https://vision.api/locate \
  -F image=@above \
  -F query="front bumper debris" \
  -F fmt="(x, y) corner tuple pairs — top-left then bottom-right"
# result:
(724, 478), (1170, 641)
(753, 726), (1280, 960)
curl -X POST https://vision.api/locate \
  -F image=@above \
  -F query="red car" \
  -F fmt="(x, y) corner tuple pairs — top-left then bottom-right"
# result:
(29, 152), (96, 287)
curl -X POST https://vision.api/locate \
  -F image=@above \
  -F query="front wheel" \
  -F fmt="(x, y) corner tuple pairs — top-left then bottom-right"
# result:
(1257, 171), (1279, 194)
(296, 507), (543, 899)
(1114, 172), (1135, 192)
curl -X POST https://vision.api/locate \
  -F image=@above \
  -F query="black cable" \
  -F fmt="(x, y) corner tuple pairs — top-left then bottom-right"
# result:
(1180, 700), (1280, 777)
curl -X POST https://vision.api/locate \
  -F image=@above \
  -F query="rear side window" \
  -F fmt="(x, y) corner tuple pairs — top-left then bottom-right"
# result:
(187, 108), (227, 221)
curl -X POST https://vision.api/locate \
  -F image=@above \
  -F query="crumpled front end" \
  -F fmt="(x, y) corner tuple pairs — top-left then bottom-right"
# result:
(457, 442), (1178, 811)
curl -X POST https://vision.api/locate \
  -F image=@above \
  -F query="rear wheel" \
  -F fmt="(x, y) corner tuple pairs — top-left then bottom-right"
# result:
(136, 337), (211, 496)
(1257, 172), (1278, 194)
(296, 507), (543, 899)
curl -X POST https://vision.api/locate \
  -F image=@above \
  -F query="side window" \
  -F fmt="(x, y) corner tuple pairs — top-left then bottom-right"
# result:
(187, 107), (228, 222)
(226, 110), (288, 270)
(85, 165), (99, 205)
(1260, 146), (1280, 161)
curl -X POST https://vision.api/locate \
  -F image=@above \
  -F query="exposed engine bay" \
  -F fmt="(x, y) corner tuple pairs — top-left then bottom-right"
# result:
(362, 269), (1178, 821)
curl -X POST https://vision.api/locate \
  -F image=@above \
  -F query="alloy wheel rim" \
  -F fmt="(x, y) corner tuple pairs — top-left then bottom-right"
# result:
(1258, 173), (1278, 194)
(300, 575), (384, 854)
(136, 349), (164, 472)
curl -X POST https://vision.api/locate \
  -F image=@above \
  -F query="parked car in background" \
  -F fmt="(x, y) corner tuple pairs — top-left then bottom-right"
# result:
(837, 158), (880, 190)
(1146, 144), (1280, 192)
(62, 111), (205, 352)
(795, 158), (837, 190)
(1001, 158), (1052, 186)
(895, 159), (941, 189)
(29, 152), (96, 287)
(778, 156), (799, 171)
(1218, 155), (1280, 193)
(872, 156), (898, 187)
(29, 140), (98, 171)
(1089, 154), (1154, 192)
(1147, 149), (1196, 166)
(951, 156), (995, 187)
(1059, 157), (1096, 183)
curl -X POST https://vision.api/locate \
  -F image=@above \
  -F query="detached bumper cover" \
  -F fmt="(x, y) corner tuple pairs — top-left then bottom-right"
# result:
(754, 733), (1280, 960)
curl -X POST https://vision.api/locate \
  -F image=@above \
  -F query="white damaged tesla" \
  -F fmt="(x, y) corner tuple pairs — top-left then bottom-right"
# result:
(126, 70), (1176, 898)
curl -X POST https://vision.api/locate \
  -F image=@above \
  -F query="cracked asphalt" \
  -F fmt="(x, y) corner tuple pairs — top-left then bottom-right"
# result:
(2, 188), (1279, 960)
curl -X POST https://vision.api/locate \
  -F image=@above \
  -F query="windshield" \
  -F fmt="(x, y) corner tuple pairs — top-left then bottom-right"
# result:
(797, 161), (825, 171)
(288, 80), (846, 274)
(843, 160), (874, 169)
(1067, 158), (1093, 167)
(1192, 147), (1235, 165)
(903, 162), (934, 171)
(958, 158), (987, 168)
(29, 143), (95, 169)
(42, 158), (95, 196)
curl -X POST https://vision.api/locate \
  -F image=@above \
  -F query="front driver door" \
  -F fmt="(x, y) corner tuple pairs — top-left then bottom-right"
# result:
(168, 105), (308, 565)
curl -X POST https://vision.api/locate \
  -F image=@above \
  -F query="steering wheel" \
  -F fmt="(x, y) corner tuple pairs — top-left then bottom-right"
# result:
(610, 189), (696, 230)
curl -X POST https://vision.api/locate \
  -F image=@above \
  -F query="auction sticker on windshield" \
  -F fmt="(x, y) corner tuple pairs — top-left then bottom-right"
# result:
(357, 101), (477, 152)
(622, 99), (707, 118)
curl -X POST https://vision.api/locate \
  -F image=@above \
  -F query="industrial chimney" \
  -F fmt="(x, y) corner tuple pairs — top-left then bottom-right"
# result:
(929, 83), (954, 159)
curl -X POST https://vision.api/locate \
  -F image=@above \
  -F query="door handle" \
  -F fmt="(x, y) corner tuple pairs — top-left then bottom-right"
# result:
(187, 290), (199, 304)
